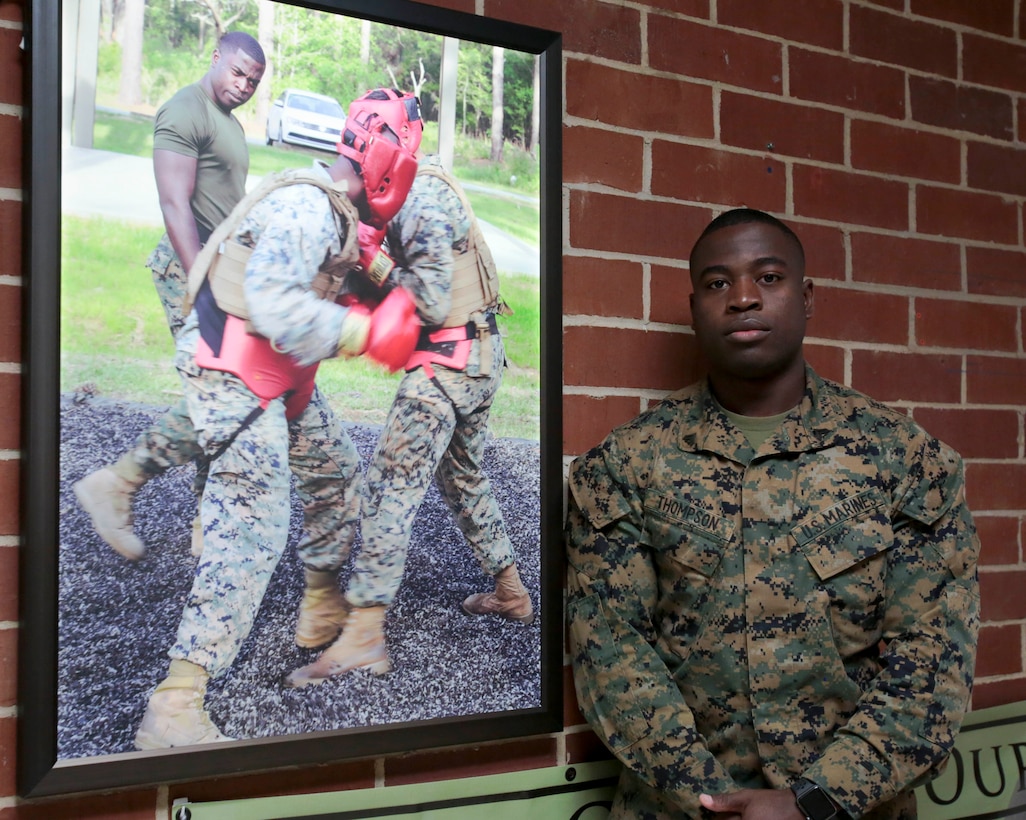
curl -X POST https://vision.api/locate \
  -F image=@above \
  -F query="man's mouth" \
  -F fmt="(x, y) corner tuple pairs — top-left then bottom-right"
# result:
(725, 321), (770, 341)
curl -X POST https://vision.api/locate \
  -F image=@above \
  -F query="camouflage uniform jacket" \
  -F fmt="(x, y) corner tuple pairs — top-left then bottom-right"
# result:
(385, 154), (471, 329)
(191, 161), (352, 367)
(566, 367), (980, 820)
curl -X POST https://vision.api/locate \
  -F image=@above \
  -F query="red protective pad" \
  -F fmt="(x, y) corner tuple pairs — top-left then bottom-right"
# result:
(365, 287), (420, 373)
(357, 222), (394, 284)
(195, 315), (318, 420)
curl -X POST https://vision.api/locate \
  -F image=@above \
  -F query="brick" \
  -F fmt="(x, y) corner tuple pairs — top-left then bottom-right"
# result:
(810, 287), (909, 346)
(972, 677), (1026, 711)
(384, 736), (557, 785)
(563, 256), (644, 319)
(968, 140), (1026, 197)
(915, 297), (1018, 353)
(967, 245), (1026, 299)
(0, 629), (11, 707)
(974, 516), (1021, 566)
(643, 0), (709, 15)
(975, 624), (1023, 677)
(0, 3), (24, 23)
(0, 547), (14, 622)
(851, 232), (962, 292)
(168, 758), (375, 804)
(0, 460), (18, 536)
(851, 119), (960, 184)
(0, 113), (20, 190)
(863, 0), (902, 8)
(911, 0), (1015, 37)
(420, 0), (475, 11)
(0, 284), (21, 364)
(0, 27), (22, 107)
(798, 222), (846, 282)
(793, 165), (908, 230)
(563, 664), (586, 727)
(966, 464), (1026, 513)
(487, 0), (641, 64)
(909, 77), (1014, 141)
(563, 394), (641, 456)
(650, 263), (692, 327)
(963, 32), (1026, 94)
(0, 716), (13, 798)
(650, 141), (786, 212)
(966, 354), (1026, 405)
(718, 0), (843, 49)
(790, 49), (905, 119)
(850, 350), (962, 403)
(802, 344), (845, 383)
(0, 200), (20, 281)
(564, 126), (643, 194)
(979, 568), (1026, 619)
(569, 190), (712, 261)
(912, 408), (1020, 460)
(565, 60), (714, 140)
(563, 325), (701, 391)
(721, 92), (844, 164)
(916, 186), (1018, 244)
(850, 5), (957, 77)
(565, 728), (616, 765)
(0, 373), (17, 450)
(0, 788), (157, 820)
(648, 15), (783, 93)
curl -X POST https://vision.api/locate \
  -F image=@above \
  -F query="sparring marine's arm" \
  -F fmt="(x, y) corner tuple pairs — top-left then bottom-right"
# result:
(386, 180), (456, 327)
(242, 193), (354, 366)
(801, 437), (981, 818)
(565, 440), (737, 817)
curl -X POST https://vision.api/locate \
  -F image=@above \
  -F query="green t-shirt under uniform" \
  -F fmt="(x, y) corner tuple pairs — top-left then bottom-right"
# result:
(152, 83), (249, 242)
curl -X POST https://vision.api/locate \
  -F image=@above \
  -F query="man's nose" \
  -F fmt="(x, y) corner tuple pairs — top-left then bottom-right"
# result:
(729, 278), (761, 310)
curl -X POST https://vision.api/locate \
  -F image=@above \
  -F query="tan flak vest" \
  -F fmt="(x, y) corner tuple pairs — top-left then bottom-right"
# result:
(415, 164), (507, 328)
(183, 167), (360, 322)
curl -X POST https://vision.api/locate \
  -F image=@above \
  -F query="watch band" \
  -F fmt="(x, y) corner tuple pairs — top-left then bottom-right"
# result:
(791, 778), (839, 820)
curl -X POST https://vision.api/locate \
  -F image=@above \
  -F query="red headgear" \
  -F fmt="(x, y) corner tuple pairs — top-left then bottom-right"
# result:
(337, 88), (423, 228)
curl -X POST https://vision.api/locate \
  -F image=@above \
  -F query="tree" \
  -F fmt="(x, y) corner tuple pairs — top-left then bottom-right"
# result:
(529, 54), (539, 157)
(490, 45), (504, 162)
(255, 0), (275, 128)
(117, 0), (144, 107)
(192, 0), (251, 40)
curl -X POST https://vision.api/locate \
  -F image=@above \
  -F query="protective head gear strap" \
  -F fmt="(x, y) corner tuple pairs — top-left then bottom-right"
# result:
(337, 88), (423, 228)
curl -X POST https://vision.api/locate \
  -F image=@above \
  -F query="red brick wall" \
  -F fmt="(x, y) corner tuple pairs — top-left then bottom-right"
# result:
(4, 0), (1025, 816)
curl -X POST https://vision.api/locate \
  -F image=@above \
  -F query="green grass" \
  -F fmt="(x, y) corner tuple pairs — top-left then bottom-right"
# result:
(60, 215), (541, 441)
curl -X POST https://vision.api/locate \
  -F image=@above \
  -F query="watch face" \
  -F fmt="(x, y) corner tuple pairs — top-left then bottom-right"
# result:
(798, 785), (837, 819)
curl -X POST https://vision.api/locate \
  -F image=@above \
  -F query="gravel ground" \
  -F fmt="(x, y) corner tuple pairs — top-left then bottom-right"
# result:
(57, 398), (542, 760)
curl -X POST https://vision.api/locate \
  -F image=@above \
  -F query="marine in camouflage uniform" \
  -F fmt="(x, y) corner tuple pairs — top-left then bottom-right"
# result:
(566, 209), (980, 820)
(286, 155), (533, 688)
(73, 32), (266, 560)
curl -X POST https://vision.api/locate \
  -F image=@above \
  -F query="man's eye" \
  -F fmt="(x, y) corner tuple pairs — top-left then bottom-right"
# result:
(708, 279), (728, 290)
(761, 273), (781, 283)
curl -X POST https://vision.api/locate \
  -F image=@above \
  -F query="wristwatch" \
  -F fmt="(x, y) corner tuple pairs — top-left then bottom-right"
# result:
(791, 779), (839, 820)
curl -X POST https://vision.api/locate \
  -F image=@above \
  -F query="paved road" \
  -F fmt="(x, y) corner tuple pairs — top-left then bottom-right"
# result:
(61, 145), (540, 276)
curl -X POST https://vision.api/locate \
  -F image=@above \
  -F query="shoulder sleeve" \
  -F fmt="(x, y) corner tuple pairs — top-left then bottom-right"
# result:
(153, 87), (208, 158)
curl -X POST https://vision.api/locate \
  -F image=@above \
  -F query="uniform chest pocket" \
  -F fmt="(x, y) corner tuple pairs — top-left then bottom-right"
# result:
(643, 498), (731, 578)
(792, 489), (893, 580)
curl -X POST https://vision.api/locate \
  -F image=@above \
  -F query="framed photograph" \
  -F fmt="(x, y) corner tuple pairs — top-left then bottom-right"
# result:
(20, 0), (562, 797)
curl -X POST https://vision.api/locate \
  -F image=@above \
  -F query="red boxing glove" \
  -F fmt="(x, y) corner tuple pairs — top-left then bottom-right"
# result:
(364, 287), (421, 373)
(357, 222), (395, 286)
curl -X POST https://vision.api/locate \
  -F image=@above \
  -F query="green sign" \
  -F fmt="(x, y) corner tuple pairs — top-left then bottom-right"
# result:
(174, 700), (1026, 820)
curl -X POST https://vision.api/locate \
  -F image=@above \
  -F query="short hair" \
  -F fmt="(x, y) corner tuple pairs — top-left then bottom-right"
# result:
(218, 32), (265, 66)
(690, 207), (805, 270)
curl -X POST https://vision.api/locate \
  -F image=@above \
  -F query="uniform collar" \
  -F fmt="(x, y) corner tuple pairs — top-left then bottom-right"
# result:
(678, 366), (855, 462)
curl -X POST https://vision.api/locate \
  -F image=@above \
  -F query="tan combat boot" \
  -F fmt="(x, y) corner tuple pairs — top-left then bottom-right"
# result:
(134, 659), (234, 750)
(295, 568), (350, 648)
(73, 463), (147, 560)
(285, 605), (390, 687)
(462, 563), (534, 624)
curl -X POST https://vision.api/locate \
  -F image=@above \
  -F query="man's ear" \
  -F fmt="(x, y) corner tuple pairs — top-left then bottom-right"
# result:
(803, 278), (815, 319)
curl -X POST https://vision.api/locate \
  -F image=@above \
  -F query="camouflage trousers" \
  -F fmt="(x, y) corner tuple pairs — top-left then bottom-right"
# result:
(170, 328), (362, 677)
(347, 335), (514, 608)
(117, 235), (203, 483)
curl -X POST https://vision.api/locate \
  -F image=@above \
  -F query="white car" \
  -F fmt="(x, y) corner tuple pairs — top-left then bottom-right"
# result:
(265, 89), (346, 152)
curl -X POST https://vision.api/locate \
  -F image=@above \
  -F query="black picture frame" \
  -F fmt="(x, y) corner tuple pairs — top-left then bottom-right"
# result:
(19, 0), (562, 797)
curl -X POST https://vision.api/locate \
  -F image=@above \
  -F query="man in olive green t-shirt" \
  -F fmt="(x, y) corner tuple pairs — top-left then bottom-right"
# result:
(74, 31), (265, 560)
